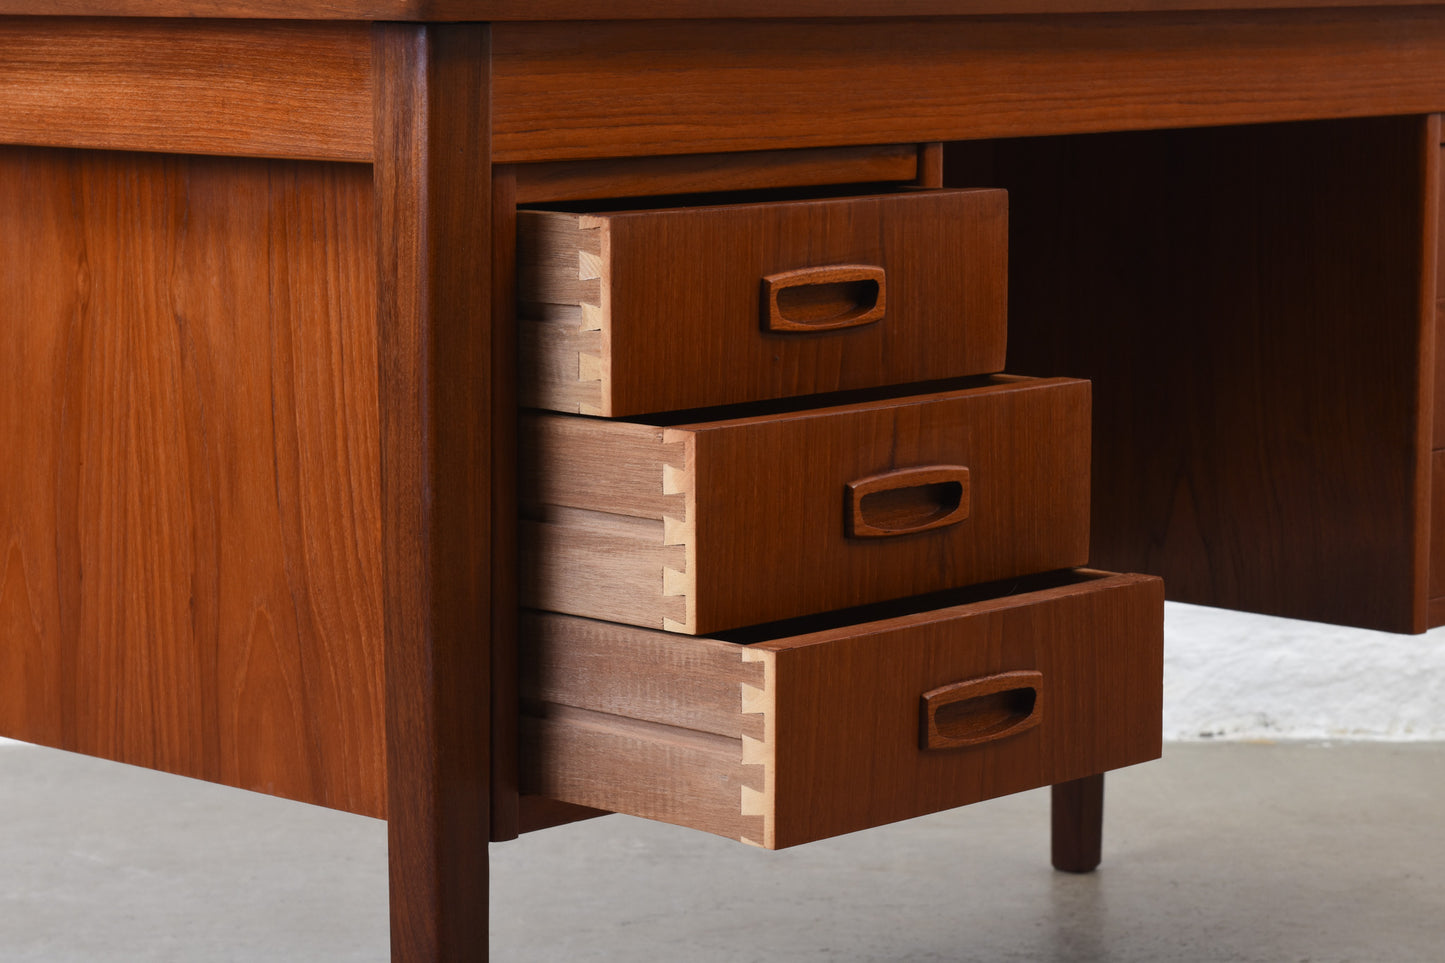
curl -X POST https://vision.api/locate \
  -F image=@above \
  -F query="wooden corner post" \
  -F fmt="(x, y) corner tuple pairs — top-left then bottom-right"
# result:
(374, 23), (494, 962)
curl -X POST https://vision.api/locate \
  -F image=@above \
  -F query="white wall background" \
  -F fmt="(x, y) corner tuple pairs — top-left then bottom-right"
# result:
(4, 604), (1444, 749)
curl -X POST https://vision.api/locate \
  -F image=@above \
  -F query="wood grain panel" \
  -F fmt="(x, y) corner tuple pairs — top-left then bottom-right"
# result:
(0, 18), (371, 161)
(3, 0), (1445, 21)
(521, 509), (689, 630)
(513, 145), (918, 204)
(0, 146), (385, 815)
(688, 380), (1090, 633)
(491, 165), (522, 840)
(6, 0), (1445, 21)
(762, 573), (1160, 849)
(373, 23), (493, 962)
(521, 611), (767, 739)
(1431, 450), (1445, 603)
(523, 703), (767, 845)
(991, 116), (1434, 632)
(493, 12), (1445, 163)
(521, 417), (685, 519)
(1435, 142), (1445, 451)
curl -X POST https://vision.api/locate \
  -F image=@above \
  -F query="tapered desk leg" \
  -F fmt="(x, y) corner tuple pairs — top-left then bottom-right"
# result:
(1051, 773), (1105, 873)
(375, 23), (495, 962)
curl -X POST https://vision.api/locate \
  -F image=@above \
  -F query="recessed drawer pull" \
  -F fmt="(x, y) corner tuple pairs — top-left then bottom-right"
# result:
(762, 264), (887, 333)
(846, 464), (970, 538)
(920, 670), (1044, 750)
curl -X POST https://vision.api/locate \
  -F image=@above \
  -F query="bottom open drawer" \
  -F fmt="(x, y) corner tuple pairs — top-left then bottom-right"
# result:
(521, 569), (1163, 850)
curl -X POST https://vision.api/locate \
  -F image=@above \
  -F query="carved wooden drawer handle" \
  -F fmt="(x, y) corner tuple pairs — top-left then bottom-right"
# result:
(762, 264), (886, 332)
(920, 670), (1044, 751)
(846, 464), (969, 538)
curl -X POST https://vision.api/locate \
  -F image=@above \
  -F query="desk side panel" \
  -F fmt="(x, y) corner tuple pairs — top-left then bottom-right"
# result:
(0, 147), (387, 815)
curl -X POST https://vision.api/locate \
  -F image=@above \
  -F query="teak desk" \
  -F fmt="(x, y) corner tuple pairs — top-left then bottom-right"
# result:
(2, 4), (1443, 960)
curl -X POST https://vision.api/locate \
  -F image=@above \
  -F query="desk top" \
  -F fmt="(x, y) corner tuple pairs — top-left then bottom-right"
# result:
(0, 0), (1441, 22)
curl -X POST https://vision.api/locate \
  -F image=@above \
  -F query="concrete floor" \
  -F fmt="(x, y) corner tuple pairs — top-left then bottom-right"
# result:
(1, 742), (1441, 962)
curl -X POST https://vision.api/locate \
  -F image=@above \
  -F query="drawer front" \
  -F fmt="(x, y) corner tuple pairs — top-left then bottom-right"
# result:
(521, 570), (1164, 850)
(521, 376), (1091, 634)
(517, 189), (1008, 416)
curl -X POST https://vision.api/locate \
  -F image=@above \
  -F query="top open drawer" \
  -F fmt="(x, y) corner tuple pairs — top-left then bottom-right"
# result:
(518, 189), (1008, 416)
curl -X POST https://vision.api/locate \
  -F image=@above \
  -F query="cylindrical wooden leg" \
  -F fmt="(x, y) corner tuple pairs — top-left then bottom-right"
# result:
(1051, 773), (1104, 873)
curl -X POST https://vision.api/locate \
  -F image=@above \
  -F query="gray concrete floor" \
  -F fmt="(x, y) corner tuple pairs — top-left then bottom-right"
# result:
(1, 742), (1441, 962)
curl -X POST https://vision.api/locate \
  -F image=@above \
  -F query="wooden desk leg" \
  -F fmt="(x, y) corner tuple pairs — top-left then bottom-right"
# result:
(1051, 774), (1105, 873)
(375, 23), (494, 962)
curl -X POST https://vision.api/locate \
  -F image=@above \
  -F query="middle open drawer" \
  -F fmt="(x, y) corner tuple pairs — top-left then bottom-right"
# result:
(521, 376), (1090, 635)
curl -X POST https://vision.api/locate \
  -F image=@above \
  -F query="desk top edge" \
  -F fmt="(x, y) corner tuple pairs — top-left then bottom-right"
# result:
(1, 0), (1443, 24)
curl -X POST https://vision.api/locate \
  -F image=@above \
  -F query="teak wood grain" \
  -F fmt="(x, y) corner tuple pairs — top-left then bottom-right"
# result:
(512, 144), (919, 205)
(491, 13), (1445, 163)
(520, 377), (1091, 634)
(12, 6), (1431, 960)
(521, 571), (1163, 850)
(1427, 120), (1444, 628)
(1431, 451), (1445, 603)
(373, 24), (493, 963)
(987, 116), (1436, 633)
(1432, 133), (1445, 625)
(3, 0), (1443, 21)
(490, 166), (522, 841)
(1435, 142), (1445, 455)
(0, 147), (385, 816)
(516, 190), (1008, 416)
(0, 18), (372, 161)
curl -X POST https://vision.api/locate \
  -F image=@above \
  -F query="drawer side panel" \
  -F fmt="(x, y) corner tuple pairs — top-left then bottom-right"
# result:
(521, 611), (765, 740)
(521, 705), (767, 845)
(520, 512), (688, 629)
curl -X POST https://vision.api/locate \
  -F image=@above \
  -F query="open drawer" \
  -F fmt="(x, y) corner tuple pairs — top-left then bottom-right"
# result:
(521, 569), (1163, 850)
(521, 375), (1091, 635)
(517, 188), (1008, 416)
